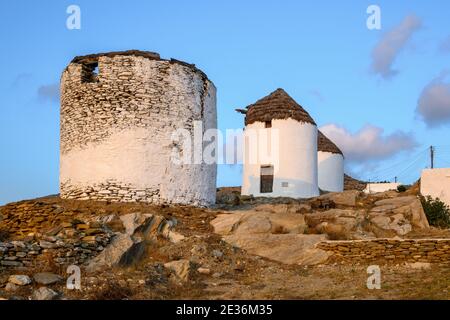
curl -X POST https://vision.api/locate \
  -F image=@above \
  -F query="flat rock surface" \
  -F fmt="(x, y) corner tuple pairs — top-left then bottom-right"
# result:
(33, 273), (63, 285)
(224, 233), (330, 265)
(212, 211), (328, 265)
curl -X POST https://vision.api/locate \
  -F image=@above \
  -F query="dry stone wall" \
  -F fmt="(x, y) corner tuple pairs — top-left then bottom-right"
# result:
(60, 51), (217, 206)
(318, 239), (450, 264)
(0, 200), (113, 268)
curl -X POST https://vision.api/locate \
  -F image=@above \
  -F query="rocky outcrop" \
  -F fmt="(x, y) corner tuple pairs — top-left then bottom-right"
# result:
(223, 233), (330, 265)
(211, 210), (308, 236)
(211, 211), (329, 265)
(371, 196), (429, 229)
(87, 213), (185, 271)
(305, 208), (366, 239)
(368, 196), (429, 236)
(8, 275), (31, 286)
(316, 190), (361, 207)
(32, 287), (59, 300)
(304, 195), (429, 238)
(33, 272), (63, 285)
(211, 192), (431, 265)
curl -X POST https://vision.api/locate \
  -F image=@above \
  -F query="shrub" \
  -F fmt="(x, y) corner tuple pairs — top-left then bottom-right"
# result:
(419, 195), (450, 228)
(397, 185), (407, 192)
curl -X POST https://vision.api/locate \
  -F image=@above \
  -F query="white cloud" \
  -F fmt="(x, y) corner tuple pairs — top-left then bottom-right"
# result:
(37, 83), (60, 102)
(416, 71), (450, 128)
(370, 14), (422, 79)
(320, 124), (418, 163)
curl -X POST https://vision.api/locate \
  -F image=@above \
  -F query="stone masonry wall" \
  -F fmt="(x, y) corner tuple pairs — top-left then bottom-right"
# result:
(0, 200), (113, 268)
(318, 239), (450, 264)
(60, 51), (217, 206)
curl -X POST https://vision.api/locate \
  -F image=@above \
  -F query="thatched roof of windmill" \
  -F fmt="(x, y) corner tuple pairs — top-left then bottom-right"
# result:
(318, 130), (343, 155)
(236, 88), (316, 126)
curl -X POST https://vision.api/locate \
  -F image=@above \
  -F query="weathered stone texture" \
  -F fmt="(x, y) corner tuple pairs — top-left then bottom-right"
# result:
(60, 51), (217, 206)
(318, 239), (450, 264)
(0, 198), (183, 269)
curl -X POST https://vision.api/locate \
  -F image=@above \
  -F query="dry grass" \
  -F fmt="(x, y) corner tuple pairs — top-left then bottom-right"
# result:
(88, 281), (134, 300)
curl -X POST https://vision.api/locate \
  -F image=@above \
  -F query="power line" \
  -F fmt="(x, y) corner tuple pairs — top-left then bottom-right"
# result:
(363, 147), (429, 182)
(361, 145), (450, 184)
(393, 153), (428, 182)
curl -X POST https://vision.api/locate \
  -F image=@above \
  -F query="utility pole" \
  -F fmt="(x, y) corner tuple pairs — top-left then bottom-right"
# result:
(430, 145), (434, 169)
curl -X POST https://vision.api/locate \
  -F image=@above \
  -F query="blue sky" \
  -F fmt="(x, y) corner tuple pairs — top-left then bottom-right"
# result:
(1, 0), (450, 205)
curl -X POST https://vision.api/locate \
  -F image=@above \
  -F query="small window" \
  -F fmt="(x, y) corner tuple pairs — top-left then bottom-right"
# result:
(260, 165), (274, 193)
(81, 62), (99, 83)
(265, 120), (272, 128)
(281, 182), (289, 188)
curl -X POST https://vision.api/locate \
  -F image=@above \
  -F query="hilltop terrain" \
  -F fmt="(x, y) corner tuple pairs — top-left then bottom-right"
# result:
(0, 186), (449, 300)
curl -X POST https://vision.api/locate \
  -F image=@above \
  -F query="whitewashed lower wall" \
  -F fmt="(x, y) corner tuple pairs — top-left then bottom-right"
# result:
(241, 119), (319, 198)
(318, 151), (344, 192)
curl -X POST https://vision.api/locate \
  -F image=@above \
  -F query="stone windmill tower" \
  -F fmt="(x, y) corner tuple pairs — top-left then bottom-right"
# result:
(60, 50), (217, 206)
(236, 88), (320, 198)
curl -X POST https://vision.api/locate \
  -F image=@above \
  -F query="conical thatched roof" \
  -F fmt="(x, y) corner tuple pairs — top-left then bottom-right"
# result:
(318, 130), (343, 155)
(236, 88), (317, 126)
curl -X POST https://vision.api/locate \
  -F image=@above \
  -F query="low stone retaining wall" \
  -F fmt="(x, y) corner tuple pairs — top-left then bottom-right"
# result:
(0, 233), (111, 268)
(0, 200), (114, 268)
(318, 239), (450, 264)
(60, 180), (160, 203)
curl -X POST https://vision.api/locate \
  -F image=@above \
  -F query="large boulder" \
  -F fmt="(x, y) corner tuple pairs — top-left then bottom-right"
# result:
(33, 272), (63, 285)
(211, 212), (247, 235)
(305, 209), (362, 232)
(86, 233), (134, 272)
(370, 214), (412, 236)
(234, 215), (272, 235)
(253, 203), (312, 214)
(211, 211), (308, 236)
(368, 196), (429, 235)
(408, 199), (430, 229)
(211, 212), (328, 265)
(87, 213), (185, 271)
(223, 233), (330, 265)
(8, 275), (31, 286)
(31, 287), (59, 300)
(119, 212), (154, 236)
(317, 190), (361, 207)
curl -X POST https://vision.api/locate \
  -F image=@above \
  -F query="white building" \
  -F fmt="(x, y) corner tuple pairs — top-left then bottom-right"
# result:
(317, 131), (344, 192)
(420, 168), (450, 206)
(237, 88), (321, 198)
(364, 182), (400, 194)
